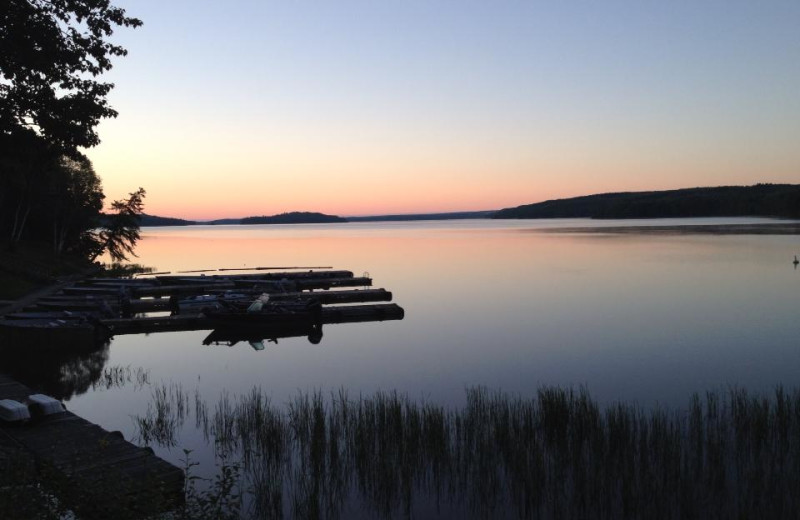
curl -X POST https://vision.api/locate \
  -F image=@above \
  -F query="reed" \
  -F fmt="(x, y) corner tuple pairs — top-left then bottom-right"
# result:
(131, 384), (800, 519)
(133, 382), (189, 447)
(92, 365), (150, 391)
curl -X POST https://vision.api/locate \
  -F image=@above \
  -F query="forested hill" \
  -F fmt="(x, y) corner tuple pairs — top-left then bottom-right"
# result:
(140, 214), (196, 226)
(493, 185), (800, 220)
(348, 211), (494, 222)
(240, 212), (347, 224)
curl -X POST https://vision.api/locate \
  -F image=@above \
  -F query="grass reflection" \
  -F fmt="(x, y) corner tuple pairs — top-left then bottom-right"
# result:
(134, 385), (800, 519)
(92, 365), (151, 392)
(134, 382), (189, 447)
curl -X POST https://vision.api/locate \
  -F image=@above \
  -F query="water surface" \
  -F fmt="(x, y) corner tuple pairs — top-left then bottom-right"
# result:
(90, 219), (799, 401)
(18, 218), (800, 516)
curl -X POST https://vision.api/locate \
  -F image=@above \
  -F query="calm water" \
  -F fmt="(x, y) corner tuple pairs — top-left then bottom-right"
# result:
(19, 218), (800, 516)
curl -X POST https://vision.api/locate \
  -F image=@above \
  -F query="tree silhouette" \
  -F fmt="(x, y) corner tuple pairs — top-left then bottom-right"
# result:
(1, 1), (144, 258)
(0, 0), (142, 151)
(91, 187), (146, 262)
(48, 154), (105, 255)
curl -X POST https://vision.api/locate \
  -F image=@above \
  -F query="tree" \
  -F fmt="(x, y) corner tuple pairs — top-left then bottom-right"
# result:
(0, 129), (60, 244)
(0, 0), (142, 151)
(47, 154), (105, 255)
(0, 1), (142, 256)
(90, 187), (145, 262)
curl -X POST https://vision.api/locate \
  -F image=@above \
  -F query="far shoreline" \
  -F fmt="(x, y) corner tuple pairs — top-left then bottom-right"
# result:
(537, 222), (800, 235)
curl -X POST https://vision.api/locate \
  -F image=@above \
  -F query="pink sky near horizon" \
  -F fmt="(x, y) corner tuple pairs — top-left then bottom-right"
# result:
(91, 128), (794, 220)
(97, 170), (797, 221)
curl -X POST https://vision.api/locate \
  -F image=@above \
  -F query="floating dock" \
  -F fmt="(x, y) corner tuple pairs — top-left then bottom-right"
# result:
(1, 268), (404, 342)
(101, 303), (405, 335)
(0, 374), (184, 518)
(33, 288), (393, 314)
(0, 268), (405, 514)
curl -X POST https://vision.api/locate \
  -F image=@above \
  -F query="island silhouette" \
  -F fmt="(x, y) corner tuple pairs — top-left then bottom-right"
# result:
(139, 184), (800, 226)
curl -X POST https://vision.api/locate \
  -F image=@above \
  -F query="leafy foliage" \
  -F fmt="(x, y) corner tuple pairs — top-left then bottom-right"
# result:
(0, 1), (145, 263)
(93, 187), (146, 262)
(0, 0), (142, 150)
(178, 450), (242, 520)
(48, 153), (105, 254)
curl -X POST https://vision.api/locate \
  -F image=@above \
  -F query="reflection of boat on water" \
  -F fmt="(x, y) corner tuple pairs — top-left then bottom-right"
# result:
(203, 321), (324, 350)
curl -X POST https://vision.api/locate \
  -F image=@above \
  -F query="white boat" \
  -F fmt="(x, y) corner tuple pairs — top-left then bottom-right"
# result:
(175, 291), (252, 313)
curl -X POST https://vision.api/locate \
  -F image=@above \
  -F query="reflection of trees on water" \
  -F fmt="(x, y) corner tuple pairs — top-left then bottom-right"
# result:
(134, 384), (800, 519)
(0, 334), (111, 400)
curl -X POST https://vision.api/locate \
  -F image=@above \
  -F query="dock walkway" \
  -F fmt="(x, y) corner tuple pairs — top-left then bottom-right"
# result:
(0, 374), (184, 518)
(3, 269), (404, 340)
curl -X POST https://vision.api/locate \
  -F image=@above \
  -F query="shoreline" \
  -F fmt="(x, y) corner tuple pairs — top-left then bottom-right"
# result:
(537, 222), (800, 235)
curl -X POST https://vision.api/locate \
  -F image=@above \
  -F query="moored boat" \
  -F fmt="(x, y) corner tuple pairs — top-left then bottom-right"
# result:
(173, 291), (252, 314)
(202, 297), (323, 325)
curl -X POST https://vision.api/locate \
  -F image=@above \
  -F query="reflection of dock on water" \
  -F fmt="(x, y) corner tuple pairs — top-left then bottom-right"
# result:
(0, 374), (184, 518)
(0, 268), (405, 345)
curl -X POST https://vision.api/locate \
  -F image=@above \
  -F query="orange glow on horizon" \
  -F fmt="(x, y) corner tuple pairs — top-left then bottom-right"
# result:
(88, 105), (800, 221)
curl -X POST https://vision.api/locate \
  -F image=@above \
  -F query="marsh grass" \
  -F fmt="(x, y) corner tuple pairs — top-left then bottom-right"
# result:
(133, 384), (800, 519)
(134, 382), (189, 446)
(92, 364), (150, 392)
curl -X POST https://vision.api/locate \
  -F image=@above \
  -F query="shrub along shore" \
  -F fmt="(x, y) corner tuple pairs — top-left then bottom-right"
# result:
(0, 242), (99, 302)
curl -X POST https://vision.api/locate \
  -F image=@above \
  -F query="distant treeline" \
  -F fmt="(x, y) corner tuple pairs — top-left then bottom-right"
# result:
(142, 211), (497, 227)
(137, 212), (346, 227)
(348, 210), (494, 222)
(239, 212), (346, 225)
(141, 184), (800, 227)
(493, 184), (800, 220)
(139, 214), (195, 226)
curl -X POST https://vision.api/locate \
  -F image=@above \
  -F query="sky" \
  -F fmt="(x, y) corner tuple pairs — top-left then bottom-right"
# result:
(86, 1), (800, 220)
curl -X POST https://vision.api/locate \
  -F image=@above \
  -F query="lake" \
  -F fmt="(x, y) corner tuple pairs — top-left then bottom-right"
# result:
(17, 218), (800, 517)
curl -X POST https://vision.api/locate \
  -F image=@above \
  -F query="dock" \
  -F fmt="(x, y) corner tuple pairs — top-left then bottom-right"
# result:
(2, 268), (404, 342)
(0, 374), (184, 518)
(32, 288), (393, 314)
(101, 303), (405, 335)
(0, 267), (405, 514)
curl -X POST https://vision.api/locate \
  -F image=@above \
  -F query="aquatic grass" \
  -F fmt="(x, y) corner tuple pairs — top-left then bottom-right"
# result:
(195, 387), (209, 433)
(133, 382), (189, 447)
(131, 384), (800, 519)
(92, 365), (151, 392)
